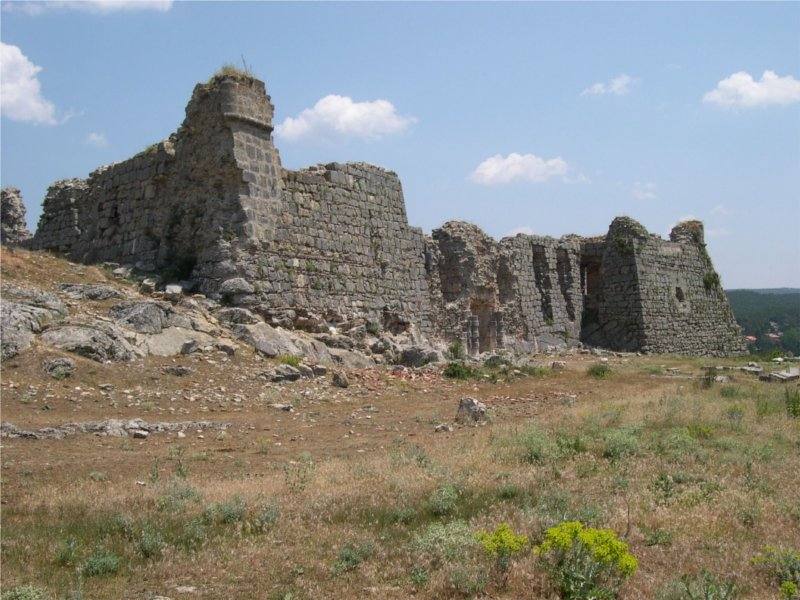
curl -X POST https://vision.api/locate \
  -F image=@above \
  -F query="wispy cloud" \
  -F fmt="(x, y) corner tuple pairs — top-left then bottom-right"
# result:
(631, 181), (657, 201)
(703, 70), (800, 108)
(470, 153), (568, 185)
(0, 42), (57, 125)
(2, 0), (173, 14)
(581, 74), (636, 97)
(275, 94), (416, 142)
(85, 131), (108, 147)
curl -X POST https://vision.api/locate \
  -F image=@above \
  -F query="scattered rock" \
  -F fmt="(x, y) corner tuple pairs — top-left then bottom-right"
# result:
(180, 339), (200, 355)
(164, 284), (183, 302)
(434, 423), (453, 433)
(0, 419), (229, 440)
(455, 397), (488, 425)
(40, 322), (140, 362)
(215, 307), (261, 325)
(131, 429), (149, 439)
(270, 403), (294, 412)
(551, 360), (567, 370)
(311, 364), (328, 377)
(397, 346), (441, 368)
(59, 283), (124, 301)
(267, 364), (302, 383)
(332, 371), (350, 388)
(484, 354), (511, 368)
(42, 357), (76, 379)
(214, 340), (237, 356)
(163, 365), (193, 377)
(139, 278), (157, 294)
(219, 277), (254, 296)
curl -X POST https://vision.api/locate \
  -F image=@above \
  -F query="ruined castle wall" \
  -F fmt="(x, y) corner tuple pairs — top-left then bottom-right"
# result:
(232, 162), (433, 329)
(29, 76), (278, 286)
(635, 222), (746, 355)
(426, 222), (584, 351)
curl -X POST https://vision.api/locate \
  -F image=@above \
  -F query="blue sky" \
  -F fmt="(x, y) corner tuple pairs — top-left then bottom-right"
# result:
(2, 1), (798, 288)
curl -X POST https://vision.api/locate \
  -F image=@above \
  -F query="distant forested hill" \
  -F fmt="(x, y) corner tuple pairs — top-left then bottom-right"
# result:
(726, 289), (800, 354)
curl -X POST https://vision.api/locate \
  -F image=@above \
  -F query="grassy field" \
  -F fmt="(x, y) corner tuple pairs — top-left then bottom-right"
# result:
(2, 351), (799, 599)
(1, 246), (798, 599)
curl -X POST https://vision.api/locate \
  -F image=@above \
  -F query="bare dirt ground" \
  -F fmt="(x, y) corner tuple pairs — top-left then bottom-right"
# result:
(1, 248), (798, 600)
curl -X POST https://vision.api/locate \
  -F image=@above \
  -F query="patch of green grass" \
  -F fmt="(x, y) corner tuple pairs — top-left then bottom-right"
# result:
(332, 542), (374, 575)
(81, 548), (120, 577)
(602, 428), (639, 462)
(276, 354), (301, 367)
(442, 362), (480, 380)
(587, 363), (612, 379)
(658, 570), (738, 599)
(427, 483), (461, 517)
(1, 586), (50, 600)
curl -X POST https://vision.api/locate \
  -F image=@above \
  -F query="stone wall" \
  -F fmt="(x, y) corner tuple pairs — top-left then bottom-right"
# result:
(227, 162), (434, 331)
(24, 71), (746, 356)
(424, 221), (585, 354)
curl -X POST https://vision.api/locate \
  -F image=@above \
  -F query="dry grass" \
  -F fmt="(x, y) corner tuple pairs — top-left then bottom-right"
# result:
(1, 249), (798, 599)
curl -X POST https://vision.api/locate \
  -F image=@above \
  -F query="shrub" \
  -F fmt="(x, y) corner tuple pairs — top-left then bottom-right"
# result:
(476, 523), (529, 573)
(213, 495), (247, 524)
(602, 429), (638, 462)
(556, 432), (588, 457)
(587, 363), (612, 379)
(443, 362), (479, 380)
(276, 354), (301, 367)
(332, 542), (374, 575)
(81, 549), (120, 577)
(448, 340), (466, 360)
(535, 521), (637, 600)
(1, 586), (50, 600)
(413, 521), (477, 564)
(136, 528), (164, 559)
(157, 480), (201, 512)
(427, 483), (461, 517)
(176, 517), (207, 551)
(753, 547), (800, 598)
(251, 501), (280, 533)
(785, 389), (800, 418)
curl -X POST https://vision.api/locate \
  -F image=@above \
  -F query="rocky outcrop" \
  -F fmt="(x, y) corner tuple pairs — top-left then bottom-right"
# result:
(0, 188), (31, 246)
(0, 285), (68, 360)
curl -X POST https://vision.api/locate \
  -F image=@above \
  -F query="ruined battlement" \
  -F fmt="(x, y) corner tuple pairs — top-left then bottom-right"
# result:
(10, 70), (745, 356)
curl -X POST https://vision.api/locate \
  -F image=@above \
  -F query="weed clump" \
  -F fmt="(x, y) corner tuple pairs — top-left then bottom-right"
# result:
(587, 363), (612, 379)
(81, 548), (120, 577)
(753, 546), (800, 599)
(658, 570), (738, 599)
(276, 354), (301, 367)
(332, 542), (374, 575)
(443, 362), (479, 380)
(427, 483), (461, 517)
(1, 586), (50, 600)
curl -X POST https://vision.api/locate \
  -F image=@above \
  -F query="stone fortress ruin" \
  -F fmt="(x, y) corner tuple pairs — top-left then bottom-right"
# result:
(7, 69), (746, 357)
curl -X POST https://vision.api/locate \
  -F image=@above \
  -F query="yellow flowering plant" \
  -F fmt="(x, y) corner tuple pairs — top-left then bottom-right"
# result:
(476, 523), (529, 588)
(535, 521), (638, 600)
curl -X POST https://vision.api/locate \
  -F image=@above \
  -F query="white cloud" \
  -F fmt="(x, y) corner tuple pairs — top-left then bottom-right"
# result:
(2, 0), (172, 14)
(275, 94), (416, 142)
(505, 226), (535, 237)
(581, 74), (635, 96)
(703, 70), (800, 108)
(0, 42), (57, 125)
(632, 181), (657, 201)
(470, 153), (568, 185)
(85, 132), (108, 147)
